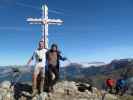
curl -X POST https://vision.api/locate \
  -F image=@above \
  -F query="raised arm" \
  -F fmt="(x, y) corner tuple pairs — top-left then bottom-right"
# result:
(27, 52), (35, 65)
(58, 52), (67, 61)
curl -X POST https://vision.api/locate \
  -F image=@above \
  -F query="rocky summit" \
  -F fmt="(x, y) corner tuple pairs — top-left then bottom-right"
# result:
(0, 80), (123, 100)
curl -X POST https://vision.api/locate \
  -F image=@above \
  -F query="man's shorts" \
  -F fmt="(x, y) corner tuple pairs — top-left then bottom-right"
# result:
(34, 63), (45, 77)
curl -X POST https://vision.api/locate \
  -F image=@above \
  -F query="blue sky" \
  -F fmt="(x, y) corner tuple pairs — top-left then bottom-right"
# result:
(0, 0), (133, 65)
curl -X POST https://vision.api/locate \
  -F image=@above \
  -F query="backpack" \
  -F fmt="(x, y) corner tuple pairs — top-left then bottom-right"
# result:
(117, 79), (126, 88)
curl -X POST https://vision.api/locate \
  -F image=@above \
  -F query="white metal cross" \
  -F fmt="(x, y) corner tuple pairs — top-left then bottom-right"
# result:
(27, 4), (63, 49)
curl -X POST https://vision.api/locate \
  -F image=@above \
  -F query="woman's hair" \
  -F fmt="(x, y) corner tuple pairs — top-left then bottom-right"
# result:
(50, 43), (61, 53)
(51, 44), (58, 50)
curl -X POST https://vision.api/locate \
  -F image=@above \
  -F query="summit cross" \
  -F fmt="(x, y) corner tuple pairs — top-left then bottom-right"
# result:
(27, 4), (63, 48)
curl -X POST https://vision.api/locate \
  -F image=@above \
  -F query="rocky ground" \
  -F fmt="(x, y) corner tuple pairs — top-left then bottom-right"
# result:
(0, 80), (132, 100)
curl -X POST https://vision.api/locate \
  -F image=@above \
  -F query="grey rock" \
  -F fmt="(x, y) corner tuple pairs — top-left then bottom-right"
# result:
(0, 80), (120, 100)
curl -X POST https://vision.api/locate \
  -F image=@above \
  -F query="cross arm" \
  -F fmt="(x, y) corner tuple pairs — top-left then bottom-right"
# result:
(27, 18), (43, 24)
(46, 19), (64, 25)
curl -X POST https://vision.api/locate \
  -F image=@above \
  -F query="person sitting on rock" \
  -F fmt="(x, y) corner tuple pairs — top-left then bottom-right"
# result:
(115, 78), (128, 96)
(27, 40), (47, 97)
(106, 78), (116, 93)
(46, 44), (67, 92)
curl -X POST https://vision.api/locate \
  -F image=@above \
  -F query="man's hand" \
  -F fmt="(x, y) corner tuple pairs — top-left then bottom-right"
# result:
(27, 56), (33, 66)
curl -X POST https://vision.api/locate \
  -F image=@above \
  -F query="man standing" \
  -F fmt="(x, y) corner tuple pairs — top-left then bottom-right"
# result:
(115, 78), (128, 95)
(46, 44), (66, 92)
(27, 41), (47, 96)
(106, 78), (116, 93)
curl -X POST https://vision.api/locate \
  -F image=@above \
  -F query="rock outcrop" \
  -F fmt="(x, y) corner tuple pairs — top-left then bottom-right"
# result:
(0, 80), (121, 100)
(0, 81), (14, 100)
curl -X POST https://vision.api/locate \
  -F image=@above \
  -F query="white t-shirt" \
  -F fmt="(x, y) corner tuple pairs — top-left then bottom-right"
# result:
(33, 48), (47, 67)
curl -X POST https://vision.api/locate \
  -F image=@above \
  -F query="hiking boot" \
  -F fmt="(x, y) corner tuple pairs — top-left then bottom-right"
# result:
(48, 87), (54, 93)
(32, 89), (38, 97)
(48, 92), (52, 97)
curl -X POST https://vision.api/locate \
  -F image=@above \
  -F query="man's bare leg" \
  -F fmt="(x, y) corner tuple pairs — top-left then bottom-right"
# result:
(32, 73), (38, 97)
(40, 68), (44, 93)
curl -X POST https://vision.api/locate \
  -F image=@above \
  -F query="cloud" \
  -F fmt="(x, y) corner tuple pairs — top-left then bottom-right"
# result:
(16, 2), (65, 15)
(0, 1), (68, 15)
(49, 9), (64, 15)
(16, 2), (40, 10)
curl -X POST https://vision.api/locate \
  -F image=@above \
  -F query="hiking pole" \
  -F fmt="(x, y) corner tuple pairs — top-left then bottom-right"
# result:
(10, 65), (32, 87)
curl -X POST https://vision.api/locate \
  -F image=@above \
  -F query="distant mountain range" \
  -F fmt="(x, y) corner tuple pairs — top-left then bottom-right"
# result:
(60, 58), (133, 88)
(0, 58), (133, 88)
(63, 61), (106, 68)
(61, 58), (133, 77)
